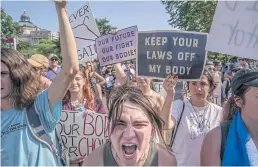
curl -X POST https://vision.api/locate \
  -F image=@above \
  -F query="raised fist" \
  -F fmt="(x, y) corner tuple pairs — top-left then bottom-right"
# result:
(54, 0), (67, 9)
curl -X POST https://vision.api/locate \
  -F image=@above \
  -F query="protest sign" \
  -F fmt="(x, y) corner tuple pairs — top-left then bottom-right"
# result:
(56, 110), (109, 157)
(69, 2), (100, 66)
(213, 84), (222, 106)
(152, 81), (183, 100)
(137, 31), (207, 80)
(152, 81), (167, 98)
(206, 1), (258, 60)
(212, 72), (222, 106)
(95, 26), (137, 66)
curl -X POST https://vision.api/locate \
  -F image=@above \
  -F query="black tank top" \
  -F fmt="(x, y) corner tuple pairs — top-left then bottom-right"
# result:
(103, 141), (158, 166)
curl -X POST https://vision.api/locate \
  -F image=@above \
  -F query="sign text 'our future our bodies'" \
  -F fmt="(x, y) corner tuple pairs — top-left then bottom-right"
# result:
(95, 26), (137, 66)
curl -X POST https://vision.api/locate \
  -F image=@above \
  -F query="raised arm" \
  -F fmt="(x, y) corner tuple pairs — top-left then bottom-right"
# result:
(48, 0), (79, 111)
(93, 72), (106, 86)
(160, 75), (178, 129)
(114, 63), (127, 85)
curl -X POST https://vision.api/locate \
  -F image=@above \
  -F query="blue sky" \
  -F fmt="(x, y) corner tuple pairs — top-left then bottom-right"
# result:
(2, 1), (173, 32)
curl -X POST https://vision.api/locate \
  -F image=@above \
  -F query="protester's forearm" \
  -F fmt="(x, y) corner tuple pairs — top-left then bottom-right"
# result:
(47, 4), (79, 111)
(94, 73), (106, 85)
(160, 95), (175, 129)
(114, 63), (126, 78)
(99, 80), (106, 86)
(56, 7), (79, 74)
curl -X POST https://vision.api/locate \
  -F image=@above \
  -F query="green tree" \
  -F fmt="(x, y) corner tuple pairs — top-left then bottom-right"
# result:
(161, 1), (217, 33)
(33, 39), (60, 57)
(17, 41), (31, 57)
(161, 1), (233, 63)
(17, 41), (30, 50)
(96, 18), (116, 35)
(1, 8), (23, 46)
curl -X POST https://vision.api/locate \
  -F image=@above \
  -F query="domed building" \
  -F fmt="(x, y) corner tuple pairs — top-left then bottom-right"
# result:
(18, 10), (39, 34)
(18, 10), (59, 45)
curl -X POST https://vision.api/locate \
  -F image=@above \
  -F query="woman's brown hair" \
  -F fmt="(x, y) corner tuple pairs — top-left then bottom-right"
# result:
(187, 69), (216, 101)
(107, 83), (171, 151)
(1, 48), (40, 110)
(222, 86), (249, 121)
(62, 69), (94, 109)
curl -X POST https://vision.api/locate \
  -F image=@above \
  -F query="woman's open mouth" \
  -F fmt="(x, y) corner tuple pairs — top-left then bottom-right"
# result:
(122, 143), (137, 159)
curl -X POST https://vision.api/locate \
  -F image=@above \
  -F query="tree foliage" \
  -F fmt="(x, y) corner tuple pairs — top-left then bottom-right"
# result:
(1, 8), (23, 45)
(161, 1), (235, 63)
(16, 41), (31, 57)
(96, 18), (116, 35)
(18, 39), (61, 59)
(161, 1), (217, 33)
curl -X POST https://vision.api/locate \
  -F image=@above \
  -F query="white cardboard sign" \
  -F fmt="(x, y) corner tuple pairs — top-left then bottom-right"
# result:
(69, 2), (100, 66)
(152, 82), (167, 98)
(56, 110), (109, 157)
(213, 72), (222, 106)
(206, 1), (258, 60)
(95, 26), (137, 66)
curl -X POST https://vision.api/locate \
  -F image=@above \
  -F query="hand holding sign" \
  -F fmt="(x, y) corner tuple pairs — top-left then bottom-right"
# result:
(110, 29), (118, 35)
(163, 74), (178, 97)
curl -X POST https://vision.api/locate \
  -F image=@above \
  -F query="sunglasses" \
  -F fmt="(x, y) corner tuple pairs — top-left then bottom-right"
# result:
(51, 58), (58, 61)
(208, 68), (215, 71)
(232, 69), (240, 73)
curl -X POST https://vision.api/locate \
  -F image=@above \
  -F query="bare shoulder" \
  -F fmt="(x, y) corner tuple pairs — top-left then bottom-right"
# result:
(82, 144), (104, 166)
(157, 144), (177, 166)
(200, 126), (222, 165)
(203, 126), (221, 148)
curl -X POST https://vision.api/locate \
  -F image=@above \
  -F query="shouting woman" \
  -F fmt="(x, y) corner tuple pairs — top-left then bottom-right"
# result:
(82, 84), (176, 166)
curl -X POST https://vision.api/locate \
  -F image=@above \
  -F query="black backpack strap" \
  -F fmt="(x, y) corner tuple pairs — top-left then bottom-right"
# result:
(220, 121), (231, 162)
(169, 101), (185, 147)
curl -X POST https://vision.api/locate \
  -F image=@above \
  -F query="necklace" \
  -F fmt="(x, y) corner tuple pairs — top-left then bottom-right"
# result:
(70, 99), (86, 112)
(189, 99), (209, 130)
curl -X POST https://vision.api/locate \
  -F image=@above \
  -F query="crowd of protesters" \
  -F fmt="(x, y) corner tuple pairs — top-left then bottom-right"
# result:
(1, 1), (258, 166)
